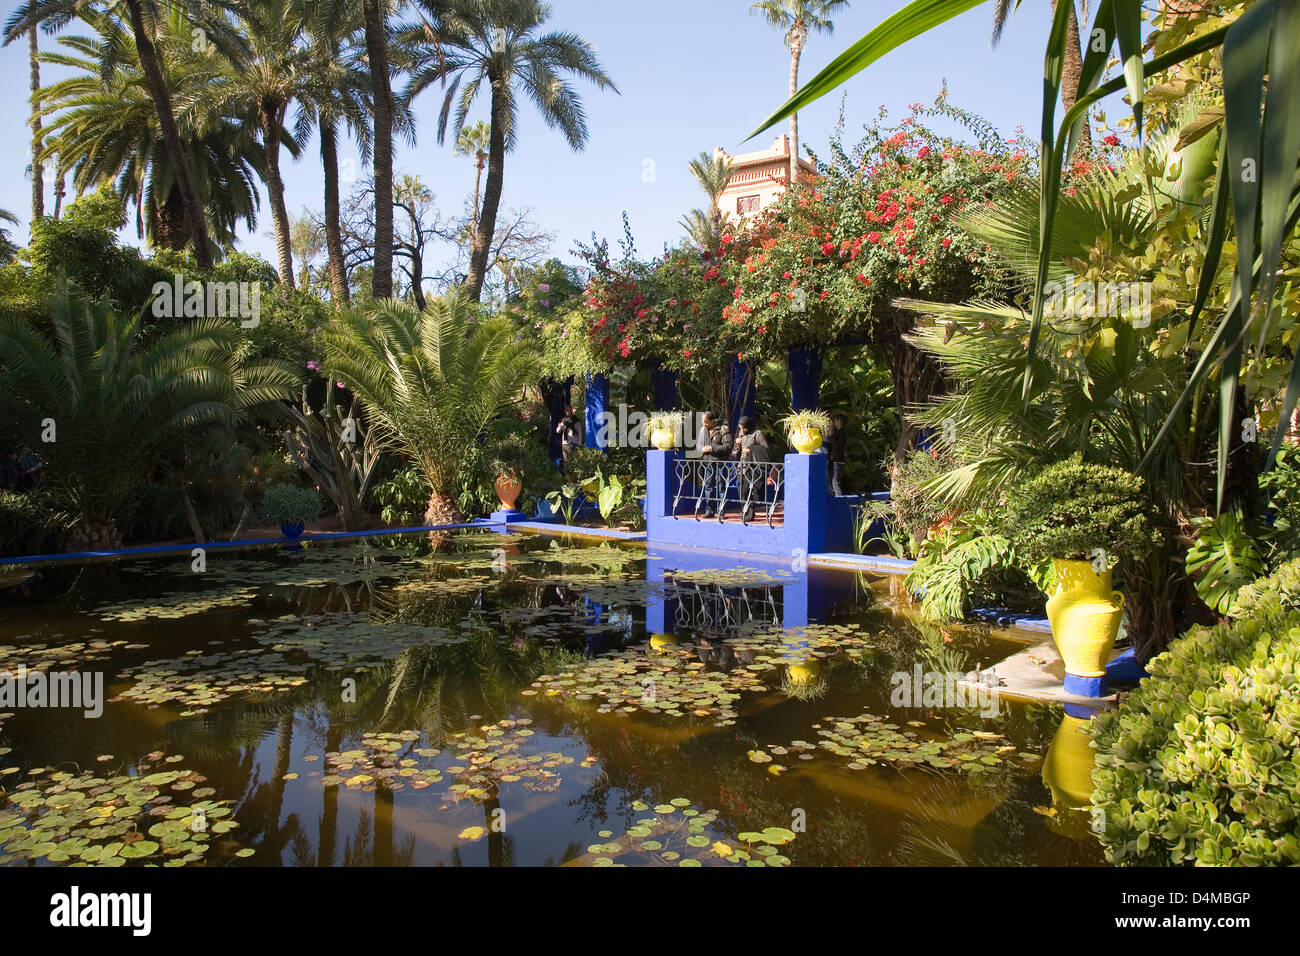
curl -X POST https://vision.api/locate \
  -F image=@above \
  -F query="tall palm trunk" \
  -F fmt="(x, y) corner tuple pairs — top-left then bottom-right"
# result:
(362, 0), (394, 299)
(787, 20), (806, 188)
(123, 0), (213, 267)
(260, 100), (296, 289)
(472, 152), (485, 232)
(319, 121), (350, 305)
(28, 26), (43, 222)
(1055, 0), (1090, 159)
(465, 73), (507, 302)
(154, 184), (193, 251)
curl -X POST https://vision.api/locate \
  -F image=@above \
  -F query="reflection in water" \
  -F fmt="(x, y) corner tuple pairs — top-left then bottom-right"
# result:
(0, 534), (1107, 867)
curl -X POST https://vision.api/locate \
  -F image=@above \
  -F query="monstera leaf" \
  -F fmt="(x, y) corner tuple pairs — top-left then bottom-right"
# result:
(1186, 513), (1266, 614)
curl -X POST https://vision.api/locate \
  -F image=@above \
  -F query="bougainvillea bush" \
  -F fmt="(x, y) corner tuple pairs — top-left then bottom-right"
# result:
(722, 101), (1028, 355)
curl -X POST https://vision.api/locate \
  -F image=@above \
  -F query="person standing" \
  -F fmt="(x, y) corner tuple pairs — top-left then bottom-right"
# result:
(555, 406), (582, 467)
(827, 412), (848, 496)
(698, 410), (733, 517)
(732, 416), (772, 522)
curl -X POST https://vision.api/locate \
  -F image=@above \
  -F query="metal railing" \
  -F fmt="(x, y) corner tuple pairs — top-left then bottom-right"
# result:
(671, 581), (782, 633)
(670, 459), (784, 526)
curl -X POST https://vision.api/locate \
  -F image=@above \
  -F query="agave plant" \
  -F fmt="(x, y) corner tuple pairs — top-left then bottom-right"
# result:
(0, 280), (300, 547)
(320, 289), (539, 546)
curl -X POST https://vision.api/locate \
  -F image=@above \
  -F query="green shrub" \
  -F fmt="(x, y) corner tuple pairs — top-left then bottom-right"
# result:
(1231, 556), (1300, 619)
(1089, 606), (1300, 866)
(999, 455), (1164, 565)
(0, 489), (75, 556)
(887, 448), (960, 549)
(259, 484), (323, 526)
(564, 446), (607, 482)
(372, 466), (429, 526)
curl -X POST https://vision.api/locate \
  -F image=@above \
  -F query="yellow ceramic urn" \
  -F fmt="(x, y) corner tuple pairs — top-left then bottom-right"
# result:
(1045, 559), (1124, 696)
(789, 428), (823, 454)
(650, 428), (675, 450)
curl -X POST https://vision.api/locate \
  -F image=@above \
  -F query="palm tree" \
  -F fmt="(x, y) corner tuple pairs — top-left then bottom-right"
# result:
(320, 289), (538, 545)
(992, 1), (1089, 156)
(297, 0), (375, 307)
(680, 149), (733, 242)
(36, 8), (266, 251)
(454, 119), (491, 232)
(202, 0), (339, 288)
(0, 209), (18, 264)
(401, 0), (618, 302)
(28, 25), (44, 221)
(0, 281), (301, 548)
(361, 0), (396, 300)
(749, 0), (848, 187)
(6, 0), (217, 267)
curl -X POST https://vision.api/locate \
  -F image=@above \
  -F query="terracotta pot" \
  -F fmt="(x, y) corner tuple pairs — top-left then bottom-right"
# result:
(494, 475), (523, 510)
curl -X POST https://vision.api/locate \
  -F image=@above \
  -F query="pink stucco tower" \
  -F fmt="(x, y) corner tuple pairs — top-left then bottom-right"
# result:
(714, 134), (816, 224)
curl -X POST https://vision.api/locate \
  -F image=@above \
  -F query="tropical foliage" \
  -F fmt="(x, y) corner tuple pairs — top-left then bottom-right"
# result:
(320, 289), (538, 540)
(0, 281), (299, 544)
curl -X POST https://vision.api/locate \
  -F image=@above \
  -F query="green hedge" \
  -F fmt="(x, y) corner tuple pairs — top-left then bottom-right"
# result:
(1088, 605), (1300, 865)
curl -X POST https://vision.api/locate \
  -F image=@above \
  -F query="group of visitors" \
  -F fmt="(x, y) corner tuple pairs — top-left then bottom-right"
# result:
(697, 410), (849, 520)
(553, 403), (850, 515)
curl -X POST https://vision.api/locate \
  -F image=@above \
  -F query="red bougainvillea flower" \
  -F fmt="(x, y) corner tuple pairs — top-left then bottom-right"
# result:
(684, 349), (692, 357)
(941, 237), (952, 248)
(820, 242), (835, 256)
(1103, 134), (1120, 147)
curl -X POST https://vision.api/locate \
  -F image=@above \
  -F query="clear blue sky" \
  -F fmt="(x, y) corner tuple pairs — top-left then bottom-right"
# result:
(1, 0), (1083, 272)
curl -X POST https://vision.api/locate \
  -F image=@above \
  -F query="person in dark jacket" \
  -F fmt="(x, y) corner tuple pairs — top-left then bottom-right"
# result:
(826, 413), (848, 496)
(732, 416), (772, 522)
(555, 406), (582, 466)
(698, 411), (733, 517)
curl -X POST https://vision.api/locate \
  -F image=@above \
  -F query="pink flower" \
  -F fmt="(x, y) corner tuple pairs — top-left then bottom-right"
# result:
(306, 360), (320, 371)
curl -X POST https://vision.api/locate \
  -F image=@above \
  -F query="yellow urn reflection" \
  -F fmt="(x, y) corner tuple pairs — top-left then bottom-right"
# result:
(1042, 710), (1099, 841)
(1045, 559), (1125, 679)
(648, 632), (679, 653)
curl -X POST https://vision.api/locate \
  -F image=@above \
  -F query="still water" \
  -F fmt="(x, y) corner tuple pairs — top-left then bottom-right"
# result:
(0, 532), (1106, 867)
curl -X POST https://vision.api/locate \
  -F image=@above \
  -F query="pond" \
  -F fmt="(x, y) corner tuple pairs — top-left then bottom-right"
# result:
(0, 532), (1106, 867)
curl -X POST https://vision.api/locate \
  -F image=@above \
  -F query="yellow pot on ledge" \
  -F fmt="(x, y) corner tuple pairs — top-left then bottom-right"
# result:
(649, 428), (675, 450)
(789, 428), (823, 454)
(1045, 558), (1124, 696)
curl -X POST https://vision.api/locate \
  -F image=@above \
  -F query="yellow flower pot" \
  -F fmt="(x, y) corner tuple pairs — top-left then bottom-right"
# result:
(789, 428), (823, 454)
(1041, 712), (1098, 841)
(650, 428), (675, 450)
(1045, 559), (1124, 694)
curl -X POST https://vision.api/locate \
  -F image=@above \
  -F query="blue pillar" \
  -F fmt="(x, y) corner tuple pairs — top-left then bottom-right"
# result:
(783, 451), (828, 555)
(729, 356), (756, 432)
(585, 373), (610, 450)
(645, 448), (677, 523)
(652, 361), (678, 411)
(789, 347), (823, 412)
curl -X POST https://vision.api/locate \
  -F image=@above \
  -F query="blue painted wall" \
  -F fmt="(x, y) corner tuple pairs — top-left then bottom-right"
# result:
(647, 449), (856, 557)
(585, 373), (610, 450)
(789, 347), (823, 412)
